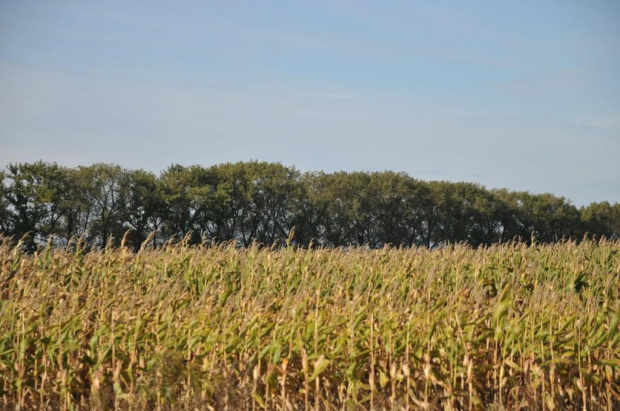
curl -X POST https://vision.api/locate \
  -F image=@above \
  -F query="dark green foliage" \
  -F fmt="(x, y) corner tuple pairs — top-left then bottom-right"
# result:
(1, 161), (618, 249)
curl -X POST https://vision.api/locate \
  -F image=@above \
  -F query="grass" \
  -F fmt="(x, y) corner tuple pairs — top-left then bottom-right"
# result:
(0, 237), (619, 410)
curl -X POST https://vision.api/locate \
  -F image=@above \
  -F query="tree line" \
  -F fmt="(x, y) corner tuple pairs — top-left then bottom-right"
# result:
(1, 161), (618, 251)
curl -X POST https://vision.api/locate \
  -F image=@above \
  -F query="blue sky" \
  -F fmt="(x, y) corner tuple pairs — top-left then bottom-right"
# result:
(1, 0), (619, 206)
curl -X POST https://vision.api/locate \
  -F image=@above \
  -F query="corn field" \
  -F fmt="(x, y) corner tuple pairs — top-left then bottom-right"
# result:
(0, 238), (619, 410)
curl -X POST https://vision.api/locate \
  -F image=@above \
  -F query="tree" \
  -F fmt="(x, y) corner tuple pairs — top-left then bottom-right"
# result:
(159, 164), (217, 244)
(76, 164), (131, 247)
(0, 170), (13, 236)
(304, 171), (379, 247)
(208, 162), (303, 246)
(124, 169), (166, 248)
(581, 201), (617, 239)
(0, 161), (614, 249)
(2, 162), (73, 249)
(467, 187), (504, 246)
(369, 171), (421, 247)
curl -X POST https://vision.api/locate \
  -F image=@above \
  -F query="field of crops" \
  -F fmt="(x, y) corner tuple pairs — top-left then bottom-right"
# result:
(1, 238), (619, 410)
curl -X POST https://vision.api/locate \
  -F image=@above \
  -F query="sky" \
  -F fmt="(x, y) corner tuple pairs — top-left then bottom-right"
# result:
(1, 0), (619, 206)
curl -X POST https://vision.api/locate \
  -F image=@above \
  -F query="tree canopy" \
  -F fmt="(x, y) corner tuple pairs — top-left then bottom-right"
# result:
(1, 161), (618, 249)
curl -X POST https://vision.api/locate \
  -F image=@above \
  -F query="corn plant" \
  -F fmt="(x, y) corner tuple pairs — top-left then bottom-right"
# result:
(0, 237), (618, 410)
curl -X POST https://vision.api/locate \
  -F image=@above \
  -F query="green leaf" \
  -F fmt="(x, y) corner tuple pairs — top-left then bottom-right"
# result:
(601, 359), (620, 370)
(251, 391), (266, 408)
(379, 369), (389, 388)
(309, 355), (331, 381)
